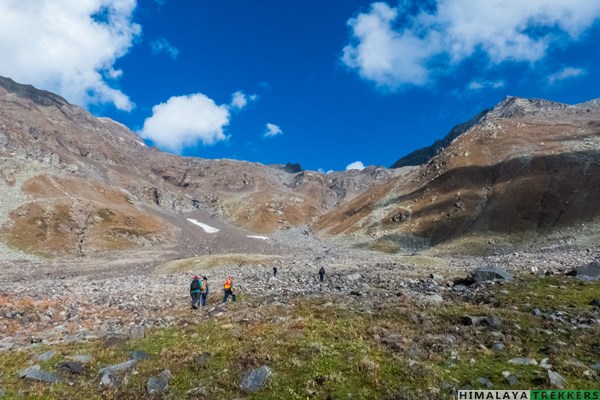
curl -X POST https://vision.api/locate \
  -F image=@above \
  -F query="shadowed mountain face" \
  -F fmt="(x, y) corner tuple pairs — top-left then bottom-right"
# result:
(0, 76), (396, 257)
(315, 97), (600, 252)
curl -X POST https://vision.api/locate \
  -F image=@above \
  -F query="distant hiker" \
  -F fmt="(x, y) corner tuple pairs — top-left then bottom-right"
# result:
(223, 276), (236, 303)
(201, 276), (209, 307)
(273, 266), (278, 277)
(319, 266), (325, 283)
(190, 276), (201, 309)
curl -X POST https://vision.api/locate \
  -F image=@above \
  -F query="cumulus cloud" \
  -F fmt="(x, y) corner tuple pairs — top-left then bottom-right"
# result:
(139, 93), (230, 153)
(468, 80), (505, 91)
(230, 91), (258, 111)
(264, 123), (283, 138)
(547, 67), (587, 84)
(346, 161), (366, 171)
(0, 0), (141, 110)
(343, 1), (600, 90)
(151, 37), (179, 59)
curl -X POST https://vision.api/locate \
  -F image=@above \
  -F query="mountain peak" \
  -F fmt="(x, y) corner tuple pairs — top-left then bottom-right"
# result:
(0, 75), (69, 108)
(485, 96), (568, 120)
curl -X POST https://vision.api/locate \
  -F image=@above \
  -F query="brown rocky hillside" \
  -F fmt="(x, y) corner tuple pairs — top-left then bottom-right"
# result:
(0, 76), (396, 258)
(314, 96), (600, 253)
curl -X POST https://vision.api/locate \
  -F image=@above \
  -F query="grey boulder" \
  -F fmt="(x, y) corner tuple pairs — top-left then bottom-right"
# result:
(147, 369), (171, 394)
(20, 365), (60, 384)
(469, 267), (513, 283)
(568, 262), (600, 281)
(240, 365), (271, 393)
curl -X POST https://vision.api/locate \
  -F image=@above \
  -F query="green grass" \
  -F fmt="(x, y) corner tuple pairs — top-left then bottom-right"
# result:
(0, 276), (598, 399)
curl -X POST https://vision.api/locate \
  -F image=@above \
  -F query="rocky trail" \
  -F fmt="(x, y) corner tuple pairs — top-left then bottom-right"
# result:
(1, 246), (598, 352)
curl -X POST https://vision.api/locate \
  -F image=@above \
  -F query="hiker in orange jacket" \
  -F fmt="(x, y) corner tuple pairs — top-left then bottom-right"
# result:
(223, 276), (236, 303)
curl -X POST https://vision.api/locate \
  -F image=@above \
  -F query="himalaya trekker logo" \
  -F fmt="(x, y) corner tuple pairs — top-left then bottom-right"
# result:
(455, 390), (600, 400)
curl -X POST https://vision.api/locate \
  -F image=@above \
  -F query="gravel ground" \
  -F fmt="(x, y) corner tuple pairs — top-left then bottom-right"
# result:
(1, 236), (598, 352)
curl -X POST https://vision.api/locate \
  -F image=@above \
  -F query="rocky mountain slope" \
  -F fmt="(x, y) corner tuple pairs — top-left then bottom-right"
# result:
(0, 76), (397, 258)
(2, 75), (600, 259)
(315, 96), (600, 253)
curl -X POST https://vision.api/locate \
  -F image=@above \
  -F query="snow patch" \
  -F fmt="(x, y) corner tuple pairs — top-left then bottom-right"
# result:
(187, 219), (220, 233)
(246, 235), (269, 240)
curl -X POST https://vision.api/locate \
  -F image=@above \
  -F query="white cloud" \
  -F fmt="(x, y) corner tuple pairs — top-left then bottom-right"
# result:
(468, 80), (505, 91)
(346, 161), (366, 171)
(547, 67), (587, 84)
(230, 91), (258, 111)
(343, 1), (600, 90)
(0, 0), (141, 111)
(264, 123), (283, 138)
(139, 93), (230, 153)
(151, 37), (179, 60)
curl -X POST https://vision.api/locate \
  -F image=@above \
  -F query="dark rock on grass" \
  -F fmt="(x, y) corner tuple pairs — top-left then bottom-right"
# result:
(58, 362), (83, 375)
(130, 350), (152, 361)
(350, 290), (362, 296)
(548, 370), (566, 389)
(469, 266), (513, 283)
(567, 261), (600, 281)
(532, 308), (542, 317)
(590, 299), (600, 308)
(460, 315), (502, 327)
(240, 365), (271, 394)
(476, 377), (493, 388)
(20, 365), (60, 384)
(503, 372), (519, 386)
(481, 316), (502, 328)
(461, 316), (483, 326)
(147, 369), (171, 395)
(195, 352), (212, 368)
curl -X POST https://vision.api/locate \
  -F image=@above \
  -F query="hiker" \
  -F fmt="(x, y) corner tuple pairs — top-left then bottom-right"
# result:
(190, 276), (201, 309)
(318, 266), (325, 282)
(201, 276), (209, 307)
(223, 276), (236, 303)
(273, 266), (278, 277)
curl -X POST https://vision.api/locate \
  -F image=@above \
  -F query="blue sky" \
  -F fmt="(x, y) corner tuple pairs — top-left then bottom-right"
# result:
(1, 1), (600, 172)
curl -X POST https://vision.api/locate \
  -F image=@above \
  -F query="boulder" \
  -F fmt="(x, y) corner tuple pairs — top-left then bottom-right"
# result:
(130, 350), (152, 361)
(147, 369), (171, 394)
(58, 362), (83, 375)
(35, 351), (55, 362)
(476, 377), (493, 388)
(590, 299), (600, 308)
(99, 359), (137, 375)
(491, 343), (505, 352)
(469, 267), (513, 283)
(100, 370), (117, 388)
(20, 365), (60, 384)
(567, 262), (600, 281)
(240, 365), (271, 393)
(548, 370), (566, 389)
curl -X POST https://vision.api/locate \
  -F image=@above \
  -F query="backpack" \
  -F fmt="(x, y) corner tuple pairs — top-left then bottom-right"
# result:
(191, 279), (201, 291)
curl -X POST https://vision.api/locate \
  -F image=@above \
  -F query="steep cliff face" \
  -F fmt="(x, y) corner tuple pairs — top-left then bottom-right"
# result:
(315, 96), (600, 253)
